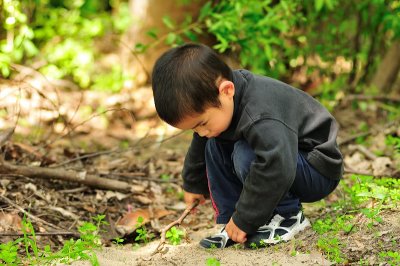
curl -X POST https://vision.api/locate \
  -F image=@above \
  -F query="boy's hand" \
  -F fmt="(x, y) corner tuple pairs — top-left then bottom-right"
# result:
(183, 191), (206, 208)
(225, 218), (247, 243)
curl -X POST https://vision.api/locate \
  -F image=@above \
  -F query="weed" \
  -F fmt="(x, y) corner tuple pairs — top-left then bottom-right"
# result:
(249, 242), (258, 250)
(206, 257), (221, 266)
(379, 251), (400, 266)
(0, 215), (106, 266)
(208, 243), (218, 250)
(135, 216), (154, 244)
(112, 237), (124, 246)
(317, 236), (346, 263)
(160, 174), (171, 181)
(0, 240), (20, 265)
(166, 226), (185, 245)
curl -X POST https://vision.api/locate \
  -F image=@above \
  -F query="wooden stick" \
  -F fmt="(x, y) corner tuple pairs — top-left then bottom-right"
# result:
(0, 160), (139, 192)
(152, 200), (199, 255)
(0, 231), (80, 237)
(0, 195), (62, 230)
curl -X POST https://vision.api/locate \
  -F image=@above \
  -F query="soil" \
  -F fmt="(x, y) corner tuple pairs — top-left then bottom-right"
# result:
(0, 80), (399, 265)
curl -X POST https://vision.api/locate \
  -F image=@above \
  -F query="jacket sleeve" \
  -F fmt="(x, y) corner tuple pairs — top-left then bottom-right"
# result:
(232, 119), (298, 233)
(181, 132), (209, 195)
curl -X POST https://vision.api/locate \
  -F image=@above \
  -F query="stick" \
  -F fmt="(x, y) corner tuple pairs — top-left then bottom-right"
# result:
(0, 231), (80, 237)
(338, 119), (399, 146)
(0, 195), (63, 230)
(0, 127), (15, 147)
(0, 160), (139, 192)
(152, 200), (200, 255)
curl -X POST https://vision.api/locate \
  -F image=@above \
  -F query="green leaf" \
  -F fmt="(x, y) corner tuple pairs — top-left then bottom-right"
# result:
(162, 16), (175, 30)
(199, 2), (212, 21)
(0, 65), (11, 78)
(184, 30), (198, 41)
(315, 0), (324, 12)
(146, 29), (158, 39)
(23, 40), (39, 57)
(165, 33), (177, 45)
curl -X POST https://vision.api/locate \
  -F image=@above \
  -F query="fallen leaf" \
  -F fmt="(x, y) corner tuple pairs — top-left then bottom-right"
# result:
(0, 212), (22, 232)
(115, 208), (175, 235)
(372, 157), (392, 176)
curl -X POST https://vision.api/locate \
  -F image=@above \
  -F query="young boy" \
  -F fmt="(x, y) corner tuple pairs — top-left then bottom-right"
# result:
(151, 43), (343, 248)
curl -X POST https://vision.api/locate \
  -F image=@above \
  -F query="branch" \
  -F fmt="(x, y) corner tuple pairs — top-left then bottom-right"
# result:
(0, 195), (62, 230)
(152, 200), (199, 255)
(0, 127), (15, 147)
(0, 231), (80, 237)
(0, 160), (141, 193)
(338, 119), (399, 146)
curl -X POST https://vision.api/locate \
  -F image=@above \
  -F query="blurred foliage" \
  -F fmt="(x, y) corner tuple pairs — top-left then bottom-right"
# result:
(140, 0), (400, 94)
(0, 0), (131, 90)
(1, 0), (399, 95)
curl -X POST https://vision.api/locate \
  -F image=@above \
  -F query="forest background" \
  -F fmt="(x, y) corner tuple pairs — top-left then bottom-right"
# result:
(0, 0), (399, 265)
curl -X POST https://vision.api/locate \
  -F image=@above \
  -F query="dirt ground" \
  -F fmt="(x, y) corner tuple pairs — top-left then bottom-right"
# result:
(0, 80), (399, 265)
(70, 227), (332, 266)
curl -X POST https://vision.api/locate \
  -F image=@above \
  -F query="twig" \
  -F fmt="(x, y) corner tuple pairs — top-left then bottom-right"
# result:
(0, 160), (140, 192)
(343, 167), (398, 178)
(152, 200), (200, 256)
(348, 144), (377, 160)
(338, 119), (399, 146)
(52, 130), (185, 167)
(0, 231), (80, 237)
(0, 127), (15, 147)
(108, 172), (180, 183)
(0, 195), (63, 230)
(345, 94), (400, 103)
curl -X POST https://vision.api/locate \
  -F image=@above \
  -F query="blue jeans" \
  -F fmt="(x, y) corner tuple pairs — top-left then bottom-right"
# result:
(205, 138), (340, 224)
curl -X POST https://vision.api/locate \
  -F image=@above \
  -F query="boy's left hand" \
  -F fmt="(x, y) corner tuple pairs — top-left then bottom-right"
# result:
(225, 218), (247, 243)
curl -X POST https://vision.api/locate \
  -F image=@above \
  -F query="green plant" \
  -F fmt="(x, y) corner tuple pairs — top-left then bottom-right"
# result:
(206, 257), (221, 266)
(112, 237), (124, 246)
(0, 214), (107, 265)
(166, 226), (185, 245)
(135, 216), (154, 244)
(0, 239), (21, 265)
(0, 0), (38, 77)
(317, 236), (346, 263)
(379, 251), (400, 266)
(312, 175), (400, 263)
(0, 1), (132, 92)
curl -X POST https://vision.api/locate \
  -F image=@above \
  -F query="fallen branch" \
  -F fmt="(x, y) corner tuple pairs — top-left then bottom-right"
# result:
(338, 119), (399, 146)
(344, 94), (400, 103)
(152, 200), (199, 256)
(0, 160), (142, 193)
(0, 231), (80, 237)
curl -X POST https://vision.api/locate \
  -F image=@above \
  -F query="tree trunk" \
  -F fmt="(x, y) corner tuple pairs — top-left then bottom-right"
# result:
(122, 0), (207, 86)
(370, 40), (400, 93)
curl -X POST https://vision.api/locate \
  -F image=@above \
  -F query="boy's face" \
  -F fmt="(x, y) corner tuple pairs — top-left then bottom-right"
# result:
(174, 80), (235, 138)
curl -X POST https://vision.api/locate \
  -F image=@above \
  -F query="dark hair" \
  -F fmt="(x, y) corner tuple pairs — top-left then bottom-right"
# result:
(151, 43), (233, 125)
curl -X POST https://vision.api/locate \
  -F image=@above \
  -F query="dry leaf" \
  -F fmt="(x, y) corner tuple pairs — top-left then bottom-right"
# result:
(0, 212), (22, 232)
(372, 157), (392, 176)
(115, 208), (175, 235)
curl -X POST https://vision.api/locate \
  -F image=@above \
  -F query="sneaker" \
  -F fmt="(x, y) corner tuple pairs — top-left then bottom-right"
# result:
(245, 211), (310, 248)
(199, 227), (235, 249)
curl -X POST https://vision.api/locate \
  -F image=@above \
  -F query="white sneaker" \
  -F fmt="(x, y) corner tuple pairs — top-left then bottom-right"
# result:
(245, 211), (310, 248)
(199, 227), (235, 249)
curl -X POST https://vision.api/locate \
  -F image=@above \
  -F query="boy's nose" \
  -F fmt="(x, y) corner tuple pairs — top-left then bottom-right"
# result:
(196, 128), (209, 137)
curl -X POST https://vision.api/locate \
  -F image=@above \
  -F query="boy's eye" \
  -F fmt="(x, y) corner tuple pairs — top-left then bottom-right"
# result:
(201, 122), (207, 126)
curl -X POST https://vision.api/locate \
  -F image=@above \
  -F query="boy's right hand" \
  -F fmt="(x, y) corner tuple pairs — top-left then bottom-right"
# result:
(184, 191), (206, 208)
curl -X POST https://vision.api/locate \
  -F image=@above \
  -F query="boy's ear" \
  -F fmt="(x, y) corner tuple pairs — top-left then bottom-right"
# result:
(218, 80), (235, 97)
